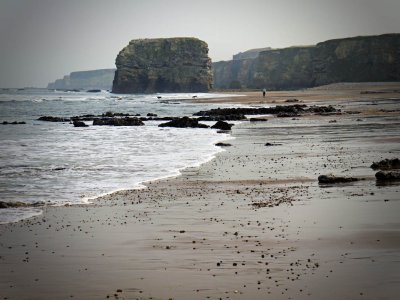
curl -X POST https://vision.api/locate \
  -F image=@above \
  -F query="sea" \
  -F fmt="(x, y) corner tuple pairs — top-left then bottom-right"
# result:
(0, 88), (239, 224)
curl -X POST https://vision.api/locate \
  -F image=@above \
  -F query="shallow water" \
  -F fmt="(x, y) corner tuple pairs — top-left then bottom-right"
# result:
(0, 89), (237, 223)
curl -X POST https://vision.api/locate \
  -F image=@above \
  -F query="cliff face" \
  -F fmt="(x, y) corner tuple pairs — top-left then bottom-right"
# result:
(212, 34), (400, 89)
(112, 38), (212, 94)
(47, 69), (115, 90)
(312, 34), (400, 86)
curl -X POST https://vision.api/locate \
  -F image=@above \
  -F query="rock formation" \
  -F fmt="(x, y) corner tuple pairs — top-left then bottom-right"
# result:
(112, 38), (212, 94)
(212, 34), (400, 90)
(47, 69), (115, 90)
(158, 117), (209, 128)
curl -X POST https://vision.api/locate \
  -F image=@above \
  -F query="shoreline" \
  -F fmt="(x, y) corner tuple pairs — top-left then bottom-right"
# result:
(1, 82), (399, 299)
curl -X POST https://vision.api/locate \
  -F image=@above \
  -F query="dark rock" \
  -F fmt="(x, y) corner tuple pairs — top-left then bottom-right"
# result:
(371, 158), (400, 170)
(2, 121), (26, 125)
(93, 117), (144, 126)
(309, 105), (340, 115)
(73, 120), (88, 127)
(249, 118), (268, 122)
(375, 171), (400, 181)
(147, 113), (158, 117)
(265, 142), (282, 146)
(102, 111), (130, 117)
(215, 143), (232, 147)
(0, 201), (32, 209)
(285, 99), (301, 103)
(318, 174), (360, 184)
(211, 121), (233, 130)
(198, 114), (246, 121)
(277, 112), (300, 118)
(86, 89), (101, 93)
(158, 116), (209, 128)
(112, 38), (212, 93)
(38, 116), (70, 122)
(195, 105), (307, 118)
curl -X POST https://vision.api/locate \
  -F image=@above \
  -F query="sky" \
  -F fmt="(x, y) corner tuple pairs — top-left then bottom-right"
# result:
(0, 0), (399, 87)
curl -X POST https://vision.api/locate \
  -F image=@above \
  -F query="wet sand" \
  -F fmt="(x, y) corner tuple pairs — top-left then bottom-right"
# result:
(1, 83), (400, 299)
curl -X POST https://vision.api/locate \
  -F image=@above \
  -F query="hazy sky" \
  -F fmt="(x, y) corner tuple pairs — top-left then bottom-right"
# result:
(0, 0), (399, 87)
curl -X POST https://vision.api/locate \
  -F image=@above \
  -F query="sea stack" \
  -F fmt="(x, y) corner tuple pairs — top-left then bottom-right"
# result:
(112, 37), (213, 94)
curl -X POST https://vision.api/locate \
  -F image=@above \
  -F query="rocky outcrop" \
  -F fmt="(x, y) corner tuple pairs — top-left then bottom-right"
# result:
(112, 38), (212, 93)
(318, 174), (360, 184)
(93, 117), (144, 126)
(0, 201), (44, 209)
(158, 117), (209, 128)
(73, 120), (89, 127)
(213, 34), (400, 90)
(371, 158), (400, 170)
(38, 116), (70, 122)
(47, 69), (115, 90)
(194, 104), (339, 120)
(375, 171), (400, 181)
(211, 121), (233, 130)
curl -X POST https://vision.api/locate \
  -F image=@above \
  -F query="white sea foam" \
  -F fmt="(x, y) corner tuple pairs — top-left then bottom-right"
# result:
(0, 90), (238, 224)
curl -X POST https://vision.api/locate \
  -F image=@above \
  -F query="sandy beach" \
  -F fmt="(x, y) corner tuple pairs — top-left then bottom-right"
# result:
(1, 83), (400, 300)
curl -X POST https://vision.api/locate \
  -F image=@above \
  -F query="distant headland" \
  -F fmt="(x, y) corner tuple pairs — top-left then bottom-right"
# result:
(47, 69), (115, 91)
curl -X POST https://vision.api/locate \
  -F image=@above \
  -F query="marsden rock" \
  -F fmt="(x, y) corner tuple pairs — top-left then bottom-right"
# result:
(93, 117), (144, 126)
(112, 37), (212, 94)
(158, 116), (209, 128)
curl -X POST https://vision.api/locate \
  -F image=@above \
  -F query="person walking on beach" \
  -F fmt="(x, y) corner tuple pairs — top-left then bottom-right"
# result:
(262, 88), (266, 98)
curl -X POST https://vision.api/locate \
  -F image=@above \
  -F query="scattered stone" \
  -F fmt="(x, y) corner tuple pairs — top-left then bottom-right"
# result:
(147, 113), (158, 117)
(375, 171), (400, 181)
(285, 99), (301, 103)
(158, 116), (209, 128)
(318, 174), (360, 184)
(371, 158), (400, 170)
(211, 121), (233, 131)
(265, 142), (282, 146)
(215, 143), (232, 147)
